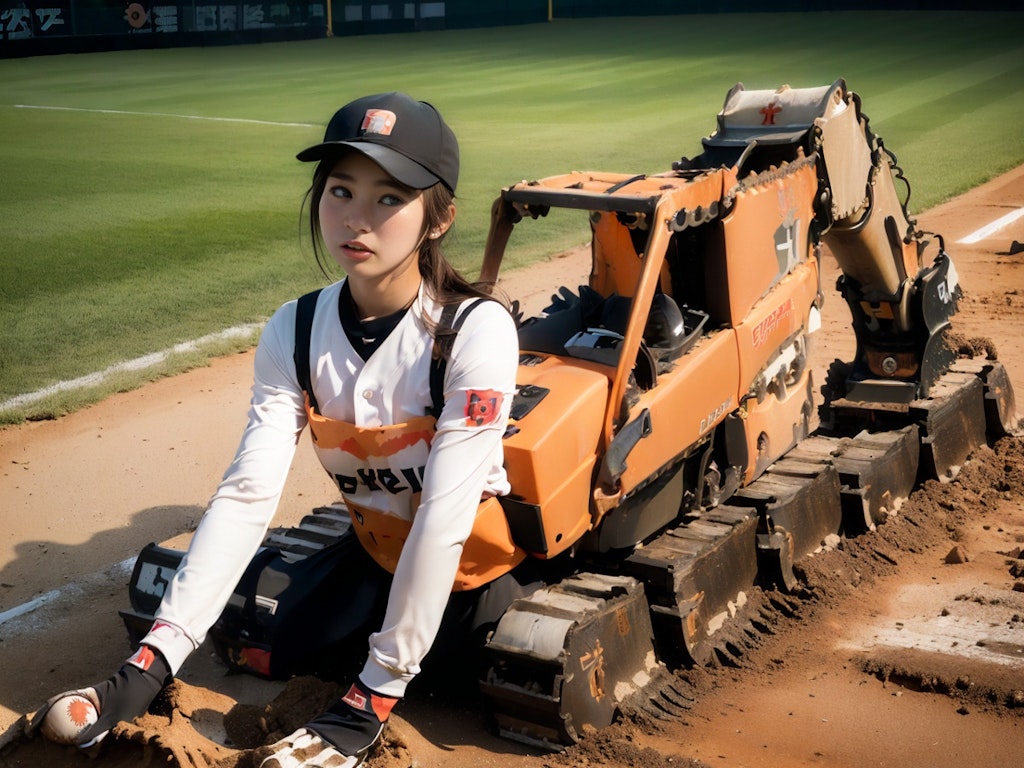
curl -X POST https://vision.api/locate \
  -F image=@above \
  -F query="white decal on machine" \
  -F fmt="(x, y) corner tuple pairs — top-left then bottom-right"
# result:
(700, 398), (734, 434)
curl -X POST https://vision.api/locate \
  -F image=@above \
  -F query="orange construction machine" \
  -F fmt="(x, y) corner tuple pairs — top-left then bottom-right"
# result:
(122, 79), (1017, 750)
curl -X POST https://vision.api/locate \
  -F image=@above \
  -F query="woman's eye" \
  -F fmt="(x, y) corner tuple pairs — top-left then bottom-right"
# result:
(380, 194), (404, 206)
(328, 184), (351, 199)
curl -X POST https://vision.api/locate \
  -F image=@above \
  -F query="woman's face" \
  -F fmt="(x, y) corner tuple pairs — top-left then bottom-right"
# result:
(317, 151), (428, 286)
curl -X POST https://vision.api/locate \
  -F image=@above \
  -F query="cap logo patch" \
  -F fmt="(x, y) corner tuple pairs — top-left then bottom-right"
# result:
(361, 109), (397, 136)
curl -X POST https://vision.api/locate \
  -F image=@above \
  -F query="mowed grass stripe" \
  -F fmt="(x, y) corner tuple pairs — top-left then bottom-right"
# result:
(1, 109), (315, 291)
(1, 11), (1022, 421)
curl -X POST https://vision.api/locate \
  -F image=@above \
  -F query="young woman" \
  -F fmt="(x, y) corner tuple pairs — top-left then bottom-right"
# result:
(31, 92), (520, 768)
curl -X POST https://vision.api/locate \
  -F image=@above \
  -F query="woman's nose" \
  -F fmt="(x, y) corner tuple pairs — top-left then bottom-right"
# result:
(345, 210), (370, 233)
(342, 199), (372, 233)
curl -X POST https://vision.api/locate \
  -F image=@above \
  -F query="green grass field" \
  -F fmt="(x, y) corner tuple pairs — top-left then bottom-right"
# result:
(1, 11), (1022, 423)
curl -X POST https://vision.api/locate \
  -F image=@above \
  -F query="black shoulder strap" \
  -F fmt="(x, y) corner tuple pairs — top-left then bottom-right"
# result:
(429, 298), (487, 419)
(294, 288), (324, 413)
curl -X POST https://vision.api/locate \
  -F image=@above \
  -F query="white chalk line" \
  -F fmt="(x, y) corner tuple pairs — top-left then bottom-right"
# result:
(957, 207), (1024, 244)
(0, 322), (264, 413)
(13, 103), (317, 128)
(0, 557), (135, 629)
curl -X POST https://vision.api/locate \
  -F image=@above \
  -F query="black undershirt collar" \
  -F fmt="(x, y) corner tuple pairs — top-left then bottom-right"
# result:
(338, 281), (412, 362)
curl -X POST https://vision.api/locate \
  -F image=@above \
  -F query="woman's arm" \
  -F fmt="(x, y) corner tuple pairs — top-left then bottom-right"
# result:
(143, 301), (309, 672)
(361, 300), (518, 697)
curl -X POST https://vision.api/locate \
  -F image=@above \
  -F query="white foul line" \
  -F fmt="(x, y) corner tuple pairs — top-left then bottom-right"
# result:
(0, 557), (136, 629)
(957, 207), (1024, 244)
(13, 103), (317, 128)
(0, 322), (264, 413)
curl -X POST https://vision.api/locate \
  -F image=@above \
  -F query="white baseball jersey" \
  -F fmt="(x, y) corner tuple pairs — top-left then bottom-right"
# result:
(142, 279), (518, 698)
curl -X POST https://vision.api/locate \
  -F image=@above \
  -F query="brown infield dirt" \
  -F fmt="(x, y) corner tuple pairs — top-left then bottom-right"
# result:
(2, 166), (1024, 768)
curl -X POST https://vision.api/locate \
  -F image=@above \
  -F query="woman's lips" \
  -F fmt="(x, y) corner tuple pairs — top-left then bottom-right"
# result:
(341, 241), (373, 260)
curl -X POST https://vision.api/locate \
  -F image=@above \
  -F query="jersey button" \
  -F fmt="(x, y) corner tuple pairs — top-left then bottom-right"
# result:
(362, 389), (374, 400)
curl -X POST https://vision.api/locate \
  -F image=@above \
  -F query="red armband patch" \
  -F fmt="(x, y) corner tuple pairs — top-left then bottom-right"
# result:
(465, 389), (503, 427)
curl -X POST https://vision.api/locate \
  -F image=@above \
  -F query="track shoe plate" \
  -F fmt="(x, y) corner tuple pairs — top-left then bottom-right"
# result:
(481, 573), (657, 749)
(625, 507), (758, 667)
(911, 371), (988, 481)
(731, 455), (842, 563)
(789, 426), (920, 531)
(950, 359), (1019, 438)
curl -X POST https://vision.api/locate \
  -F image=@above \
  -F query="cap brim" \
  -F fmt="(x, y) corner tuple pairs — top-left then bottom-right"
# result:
(296, 141), (440, 190)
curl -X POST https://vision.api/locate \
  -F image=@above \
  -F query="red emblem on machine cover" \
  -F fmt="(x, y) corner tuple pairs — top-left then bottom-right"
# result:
(760, 101), (782, 125)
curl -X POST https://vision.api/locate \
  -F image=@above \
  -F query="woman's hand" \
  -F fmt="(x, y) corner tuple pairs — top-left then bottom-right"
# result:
(27, 645), (171, 748)
(259, 679), (398, 767)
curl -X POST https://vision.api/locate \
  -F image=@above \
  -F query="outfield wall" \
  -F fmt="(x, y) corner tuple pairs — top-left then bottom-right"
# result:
(1, 0), (1018, 58)
(0, 0), (550, 56)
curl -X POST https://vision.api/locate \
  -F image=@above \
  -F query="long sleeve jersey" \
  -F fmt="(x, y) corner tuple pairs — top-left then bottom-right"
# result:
(143, 280), (518, 698)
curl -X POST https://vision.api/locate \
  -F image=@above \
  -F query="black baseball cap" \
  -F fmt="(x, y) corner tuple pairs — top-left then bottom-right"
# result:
(297, 92), (459, 193)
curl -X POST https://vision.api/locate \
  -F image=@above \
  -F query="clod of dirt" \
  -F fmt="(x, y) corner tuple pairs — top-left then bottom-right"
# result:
(945, 544), (970, 564)
(944, 332), (998, 360)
